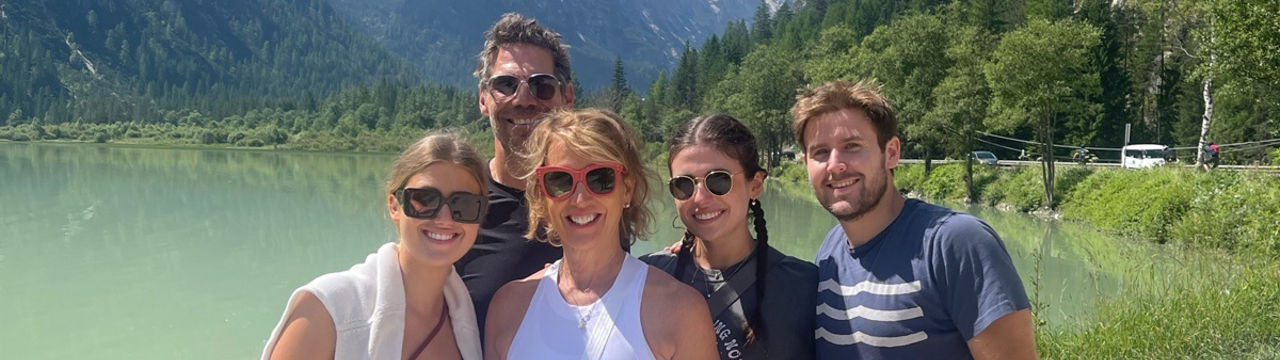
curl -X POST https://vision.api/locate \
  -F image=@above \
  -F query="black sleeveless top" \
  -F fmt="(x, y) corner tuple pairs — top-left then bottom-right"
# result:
(641, 245), (818, 360)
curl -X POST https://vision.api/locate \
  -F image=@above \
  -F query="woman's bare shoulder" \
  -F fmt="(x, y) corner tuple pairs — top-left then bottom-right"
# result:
(483, 276), (541, 360)
(268, 291), (336, 360)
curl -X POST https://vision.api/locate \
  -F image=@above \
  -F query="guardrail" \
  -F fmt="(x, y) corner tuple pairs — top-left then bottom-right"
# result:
(898, 159), (1280, 173)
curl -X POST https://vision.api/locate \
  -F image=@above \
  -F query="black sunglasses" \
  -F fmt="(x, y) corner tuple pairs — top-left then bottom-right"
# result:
(668, 170), (737, 200)
(486, 73), (561, 101)
(394, 187), (487, 223)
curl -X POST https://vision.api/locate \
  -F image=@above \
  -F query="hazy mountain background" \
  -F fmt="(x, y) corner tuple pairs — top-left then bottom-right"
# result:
(325, 0), (766, 89)
(0, 0), (764, 124)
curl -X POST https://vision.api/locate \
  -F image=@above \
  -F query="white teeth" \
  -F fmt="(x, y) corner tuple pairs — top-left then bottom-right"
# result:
(694, 210), (723, 220)
(830, 178), (856, 188)
(426, 231), (455, 241)
(570, 214), (598, 225)
(510, 118), (534, 125)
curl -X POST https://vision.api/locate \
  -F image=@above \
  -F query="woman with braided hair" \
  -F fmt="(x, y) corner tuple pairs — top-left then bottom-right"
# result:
(640, 114), (817, 360)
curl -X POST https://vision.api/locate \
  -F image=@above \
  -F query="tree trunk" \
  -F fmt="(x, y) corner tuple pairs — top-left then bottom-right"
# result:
(924, 149), (933, 175)
(1041, 114), (1056, 209)
(965, 127), (975, 203)
(1196, 23), (1217, 166)
(1196, 55), (1215, 165)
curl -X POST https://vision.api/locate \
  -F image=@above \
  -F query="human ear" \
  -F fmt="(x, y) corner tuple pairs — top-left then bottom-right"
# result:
(748, 170), (766, 199)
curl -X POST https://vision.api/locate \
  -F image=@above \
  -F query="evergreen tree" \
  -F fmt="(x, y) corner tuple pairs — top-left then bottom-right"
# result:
(751, 1), (773, 44)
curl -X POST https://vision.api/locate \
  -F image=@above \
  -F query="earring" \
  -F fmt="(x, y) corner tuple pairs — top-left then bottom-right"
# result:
(624, 203), (631, 209)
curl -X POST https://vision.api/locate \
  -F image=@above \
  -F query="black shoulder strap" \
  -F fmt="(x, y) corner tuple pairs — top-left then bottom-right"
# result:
(706, 253), (759, 319)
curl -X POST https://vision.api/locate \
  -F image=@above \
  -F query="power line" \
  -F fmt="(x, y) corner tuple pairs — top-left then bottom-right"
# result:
(977, 131), (1126, 151)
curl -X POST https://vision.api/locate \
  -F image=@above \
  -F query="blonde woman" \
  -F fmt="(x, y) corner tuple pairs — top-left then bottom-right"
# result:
(264, 133), (488, 360)
(483, 109), (717, 359)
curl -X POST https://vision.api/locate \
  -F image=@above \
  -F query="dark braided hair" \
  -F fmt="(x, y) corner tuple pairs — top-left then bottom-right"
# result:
(668, 114), (769, 346)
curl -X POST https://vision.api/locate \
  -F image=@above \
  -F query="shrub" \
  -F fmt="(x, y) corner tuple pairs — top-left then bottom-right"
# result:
(916, 164), (969, 200)
(1170, 172), (1280, 257)
(1062, 168), (1195, 243)
(894, 164), (927, 194)
(772, 161), (809, 185)
(998, 167), (1047, 211)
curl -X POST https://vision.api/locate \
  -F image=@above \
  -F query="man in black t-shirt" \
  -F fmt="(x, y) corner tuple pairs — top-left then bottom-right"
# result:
(454, 13), (575, 337)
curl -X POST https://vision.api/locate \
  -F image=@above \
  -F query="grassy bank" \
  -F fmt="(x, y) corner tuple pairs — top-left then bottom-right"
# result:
(1039, 264), (1280, 359)
(894, 163), (1280, 358)
(896, 164), (1280, 259)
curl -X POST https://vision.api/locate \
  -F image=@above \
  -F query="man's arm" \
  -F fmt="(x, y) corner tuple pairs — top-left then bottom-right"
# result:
(967, 309), (1036, 360)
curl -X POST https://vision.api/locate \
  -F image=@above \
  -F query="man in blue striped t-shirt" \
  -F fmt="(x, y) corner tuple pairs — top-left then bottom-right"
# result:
(790, 80), (1035, 360)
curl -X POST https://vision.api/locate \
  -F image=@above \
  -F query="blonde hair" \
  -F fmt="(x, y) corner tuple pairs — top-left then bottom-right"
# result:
(791, 80), (898, 150)
(385, 132), (489, 198)
(516, 108), (652, 247)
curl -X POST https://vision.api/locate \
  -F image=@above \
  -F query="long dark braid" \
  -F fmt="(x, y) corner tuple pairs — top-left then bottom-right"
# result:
(745, 197), (768, 346)
(668, 113), (769, 347)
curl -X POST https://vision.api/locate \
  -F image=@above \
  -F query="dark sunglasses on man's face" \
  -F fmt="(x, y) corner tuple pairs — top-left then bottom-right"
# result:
(668, 170), (737, 200)
(395, 187), (487, 223)
(487, 73), (561, 101)
(536, 162), (626, 200)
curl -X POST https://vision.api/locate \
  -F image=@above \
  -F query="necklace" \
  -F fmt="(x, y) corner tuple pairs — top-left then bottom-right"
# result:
(562, 267), (599, 329)
(574, 299), (597, 329)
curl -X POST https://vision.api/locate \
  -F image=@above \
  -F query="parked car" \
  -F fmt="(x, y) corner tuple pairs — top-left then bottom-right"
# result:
(972, 150), (999, 165)
(1122, 144), (1169, 169)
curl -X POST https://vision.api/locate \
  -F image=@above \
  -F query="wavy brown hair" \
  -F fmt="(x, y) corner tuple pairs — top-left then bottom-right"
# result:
(791, 79), (898, 150)
(515, 108), (652, 247)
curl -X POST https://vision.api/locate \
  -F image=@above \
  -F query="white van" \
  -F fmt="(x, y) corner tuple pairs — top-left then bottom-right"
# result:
(1122, 144), (1168, 169)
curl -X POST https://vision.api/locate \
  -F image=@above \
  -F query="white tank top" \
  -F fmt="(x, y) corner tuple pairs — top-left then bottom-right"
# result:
(507, 255), (656, 360)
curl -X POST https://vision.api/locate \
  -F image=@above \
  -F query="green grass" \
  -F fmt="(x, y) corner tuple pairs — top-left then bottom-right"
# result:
(1037, 264), (1280, 359)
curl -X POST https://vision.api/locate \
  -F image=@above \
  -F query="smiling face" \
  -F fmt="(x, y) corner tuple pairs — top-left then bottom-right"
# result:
(669, 144), (763, 245)
(479, 43), (575, 157)
(388, 162), (484, 267)
(803, 108), (899, 222)
(540, 140), (632, 247)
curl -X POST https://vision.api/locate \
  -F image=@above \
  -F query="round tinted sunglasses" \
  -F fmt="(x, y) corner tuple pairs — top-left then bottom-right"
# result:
(394, 187), (487, 224)
(536, 162), (626, 200)
(668, 170), (739, 200)
(486, 73), (561, 101)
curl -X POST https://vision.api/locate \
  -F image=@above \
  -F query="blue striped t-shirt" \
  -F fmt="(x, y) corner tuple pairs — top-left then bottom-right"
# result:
(814, 199), (1030, 359)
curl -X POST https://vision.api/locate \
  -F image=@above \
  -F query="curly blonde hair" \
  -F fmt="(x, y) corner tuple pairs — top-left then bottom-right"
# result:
(515, 108), (652, 247)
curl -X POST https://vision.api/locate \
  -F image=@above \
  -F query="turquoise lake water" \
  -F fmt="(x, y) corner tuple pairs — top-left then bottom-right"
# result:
(0, 142), (1235, 359)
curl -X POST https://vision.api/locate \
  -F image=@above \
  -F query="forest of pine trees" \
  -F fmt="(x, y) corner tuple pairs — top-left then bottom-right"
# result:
(3, 0), (1278, 166)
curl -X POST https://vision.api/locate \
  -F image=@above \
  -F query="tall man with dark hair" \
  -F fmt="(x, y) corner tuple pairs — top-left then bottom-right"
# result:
(454, 13), (575, 336)
(794, 80), (1036, 359)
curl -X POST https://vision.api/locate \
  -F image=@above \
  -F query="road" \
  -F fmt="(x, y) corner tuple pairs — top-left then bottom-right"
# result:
(898, 159), (1280, 173)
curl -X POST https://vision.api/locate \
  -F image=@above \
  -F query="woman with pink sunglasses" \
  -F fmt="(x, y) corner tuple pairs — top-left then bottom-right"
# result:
(483, 109), (717, 360)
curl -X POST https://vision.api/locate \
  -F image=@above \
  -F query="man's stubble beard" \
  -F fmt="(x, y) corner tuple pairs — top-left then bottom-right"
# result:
(825, 168), (888, 222)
